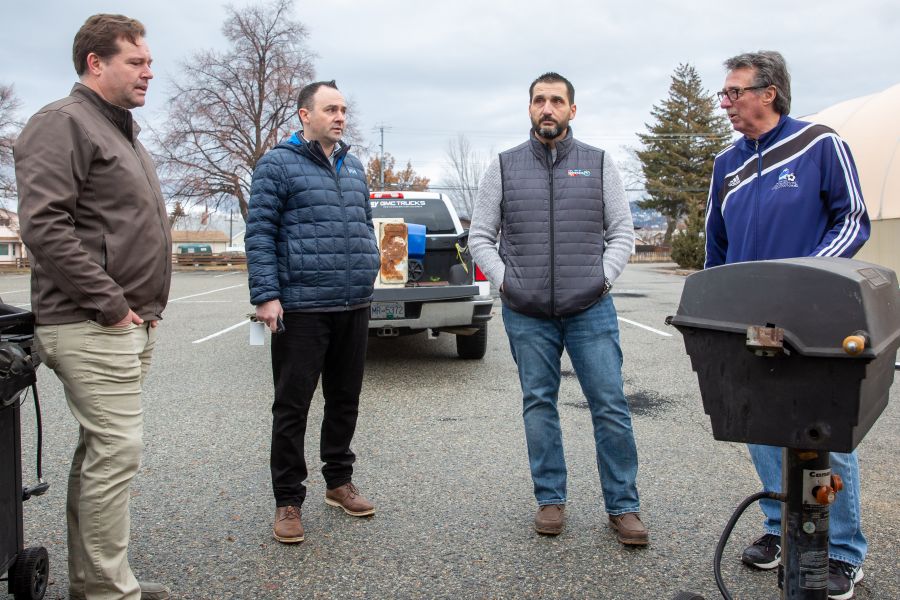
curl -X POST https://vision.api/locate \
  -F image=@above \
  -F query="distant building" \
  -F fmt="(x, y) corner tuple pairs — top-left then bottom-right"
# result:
(0, 209), (26, 264)
(170, 230), (230, 254)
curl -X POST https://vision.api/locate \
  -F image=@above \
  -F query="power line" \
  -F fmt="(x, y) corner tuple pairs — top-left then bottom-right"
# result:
(367, 125), (730, 141)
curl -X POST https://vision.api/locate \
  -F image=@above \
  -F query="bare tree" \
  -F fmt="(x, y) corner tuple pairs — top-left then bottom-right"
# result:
(153, 0), (321, 222)
(442, 134), (488, 220)
(0, 84), (23, 202)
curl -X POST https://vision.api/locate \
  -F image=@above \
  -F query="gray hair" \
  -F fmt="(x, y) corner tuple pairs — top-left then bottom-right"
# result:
(724, 51), (791, 115)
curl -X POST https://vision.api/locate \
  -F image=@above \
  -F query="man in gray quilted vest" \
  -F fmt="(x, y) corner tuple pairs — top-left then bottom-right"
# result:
(469, 72), (647, 545)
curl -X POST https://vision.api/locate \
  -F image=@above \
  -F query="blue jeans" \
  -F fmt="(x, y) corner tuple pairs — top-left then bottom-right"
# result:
(749, 444), (867, 566)
(502, 296), (640, 514)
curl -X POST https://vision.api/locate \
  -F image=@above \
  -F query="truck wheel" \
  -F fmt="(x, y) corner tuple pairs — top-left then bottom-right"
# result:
(456, 323), (487, 359)
(12, 546), (49, 600)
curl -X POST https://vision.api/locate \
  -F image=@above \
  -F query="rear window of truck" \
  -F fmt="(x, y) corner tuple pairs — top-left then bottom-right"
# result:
(370, 199), (456, 234)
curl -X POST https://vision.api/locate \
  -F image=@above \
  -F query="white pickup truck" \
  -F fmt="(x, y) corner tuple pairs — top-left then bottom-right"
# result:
(369, 191), (494, 359)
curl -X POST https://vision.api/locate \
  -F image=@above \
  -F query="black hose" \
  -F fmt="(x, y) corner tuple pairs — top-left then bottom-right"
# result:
(713, 491), (783, 600)
(31, 382), (44, 482)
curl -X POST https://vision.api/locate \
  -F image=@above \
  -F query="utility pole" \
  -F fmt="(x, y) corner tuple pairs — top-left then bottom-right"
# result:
(375, 123), (391, 190)
(379, 125), (385, 190)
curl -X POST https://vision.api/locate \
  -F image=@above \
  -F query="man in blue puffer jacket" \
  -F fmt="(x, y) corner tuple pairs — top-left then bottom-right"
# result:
(705, 51), (870, 600)
(246, 80), (380, 545)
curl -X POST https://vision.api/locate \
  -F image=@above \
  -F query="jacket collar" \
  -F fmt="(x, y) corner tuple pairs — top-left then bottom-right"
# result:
(737, 115), (790, 153)
(70, 83), (137, 142)
(529, 127), (574, 164)
(286, 131), (350, 167)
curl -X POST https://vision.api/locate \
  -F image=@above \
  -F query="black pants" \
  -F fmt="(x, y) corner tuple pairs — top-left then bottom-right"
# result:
(270, 307), (369, 506)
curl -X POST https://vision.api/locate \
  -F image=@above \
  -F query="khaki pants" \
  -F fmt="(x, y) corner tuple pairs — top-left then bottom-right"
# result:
(35, 321), (157, 600)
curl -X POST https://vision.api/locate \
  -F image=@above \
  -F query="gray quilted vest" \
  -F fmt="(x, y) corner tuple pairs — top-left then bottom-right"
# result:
(499, 130), (607, 317)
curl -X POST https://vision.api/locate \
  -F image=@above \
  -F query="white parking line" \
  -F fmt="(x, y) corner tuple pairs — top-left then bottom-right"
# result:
(168, 284), (245, 303)
(192, 320), (249, 344)
(618, 317), (672, 337)
(0, 288), (29, 294)
(214, 272), (243, 278)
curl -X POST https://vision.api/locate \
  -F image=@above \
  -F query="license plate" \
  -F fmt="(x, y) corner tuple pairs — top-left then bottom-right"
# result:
(371, 301), (405, 319)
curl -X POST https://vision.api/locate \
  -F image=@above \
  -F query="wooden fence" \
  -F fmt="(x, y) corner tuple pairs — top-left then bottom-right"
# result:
(0, 258), (30, 270)
(172, 254), (247, 267)
(629, 249), (672, 263)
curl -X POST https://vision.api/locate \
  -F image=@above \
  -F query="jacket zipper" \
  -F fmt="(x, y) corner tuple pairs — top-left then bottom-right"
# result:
(130, 141), (171, 316)
(547, 146), (556, 316)
(754, 139), (762, 261)
(304, 141), (354, 310)
(334, 161), (351, 309)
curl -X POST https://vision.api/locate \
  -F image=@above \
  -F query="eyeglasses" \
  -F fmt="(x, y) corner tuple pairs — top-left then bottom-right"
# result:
(716, 85), (769, 102)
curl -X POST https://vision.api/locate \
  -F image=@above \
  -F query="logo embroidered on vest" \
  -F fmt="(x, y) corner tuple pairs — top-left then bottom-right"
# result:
(772, 167), (798, 190)
(727, 175), (741, 187)
(567, 169), (591, 177)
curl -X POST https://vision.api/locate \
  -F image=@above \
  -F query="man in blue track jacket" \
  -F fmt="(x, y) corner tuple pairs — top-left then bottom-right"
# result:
(705, 51), (870, 600)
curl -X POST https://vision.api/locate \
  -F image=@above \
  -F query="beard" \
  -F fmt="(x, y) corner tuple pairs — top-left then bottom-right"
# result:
(531, 115), (568, 140)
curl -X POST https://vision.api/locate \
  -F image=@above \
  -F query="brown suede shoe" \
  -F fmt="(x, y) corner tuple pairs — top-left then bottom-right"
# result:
(608, 512), (649, 546)
(325, 483), (375, 517)
(534, 504), (565, 535)
(273, 505), (304, 543)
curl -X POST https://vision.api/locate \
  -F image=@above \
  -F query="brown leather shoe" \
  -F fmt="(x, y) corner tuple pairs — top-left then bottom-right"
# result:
(534, 504), (565, 535)
(608, 512), (649, 546)
(273, 505), (304, 543)
(325, 482), (375, 517)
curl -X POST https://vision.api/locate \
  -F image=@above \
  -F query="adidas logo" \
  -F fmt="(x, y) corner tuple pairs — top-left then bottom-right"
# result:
(727, 175), (741, 188)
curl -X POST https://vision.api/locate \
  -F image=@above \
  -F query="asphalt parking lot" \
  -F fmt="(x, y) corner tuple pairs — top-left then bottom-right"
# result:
(4, 264), (899, 599)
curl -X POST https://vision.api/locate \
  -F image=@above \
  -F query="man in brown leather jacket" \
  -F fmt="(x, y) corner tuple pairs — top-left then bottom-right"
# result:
(15, 14), (171, 600)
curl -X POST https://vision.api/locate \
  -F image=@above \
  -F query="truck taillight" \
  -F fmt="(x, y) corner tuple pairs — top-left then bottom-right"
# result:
(474, 264), (488, 282)
(370, 192), (404, 199)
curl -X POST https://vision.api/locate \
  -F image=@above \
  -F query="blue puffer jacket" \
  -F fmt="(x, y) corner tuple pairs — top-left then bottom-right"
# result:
(246, 133), (379, 311)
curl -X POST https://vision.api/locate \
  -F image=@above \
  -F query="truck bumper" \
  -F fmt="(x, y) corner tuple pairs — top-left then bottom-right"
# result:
(370, 298), (493, 332)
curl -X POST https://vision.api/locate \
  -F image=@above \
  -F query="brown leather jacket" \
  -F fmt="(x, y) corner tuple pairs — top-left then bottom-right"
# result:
(15, 84), (171, 326)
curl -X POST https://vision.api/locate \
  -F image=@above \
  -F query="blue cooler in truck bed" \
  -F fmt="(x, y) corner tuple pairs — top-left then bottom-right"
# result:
(406, 223), (426, 260)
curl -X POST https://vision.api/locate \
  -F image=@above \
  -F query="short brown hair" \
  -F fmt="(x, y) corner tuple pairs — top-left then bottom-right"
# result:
(297, 80), (339, 111)
(73, 14), (146, 76)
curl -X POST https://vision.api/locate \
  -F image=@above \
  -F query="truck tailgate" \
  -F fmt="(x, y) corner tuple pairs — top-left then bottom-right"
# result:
(372, 285), (480, 302)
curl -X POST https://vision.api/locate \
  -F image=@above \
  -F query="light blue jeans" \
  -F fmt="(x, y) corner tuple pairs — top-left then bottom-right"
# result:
(749, 444), (867, 566)
(503, 296), (641, 514)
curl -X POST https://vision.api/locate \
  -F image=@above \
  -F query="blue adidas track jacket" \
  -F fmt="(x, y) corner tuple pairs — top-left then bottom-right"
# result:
(705, 115), (870, 268)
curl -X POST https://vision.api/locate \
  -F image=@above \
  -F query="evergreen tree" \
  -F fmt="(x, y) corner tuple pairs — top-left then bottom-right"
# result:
(636, 63), (731, 253)
(169, 201), (187, 228)
(670, 202), (707, 270)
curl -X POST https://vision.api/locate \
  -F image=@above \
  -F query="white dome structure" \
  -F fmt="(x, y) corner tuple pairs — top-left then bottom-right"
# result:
(804, 83), (900, 275)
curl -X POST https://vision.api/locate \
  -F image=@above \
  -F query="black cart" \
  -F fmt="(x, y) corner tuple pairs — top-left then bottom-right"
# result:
(667, 257), (900, 600)
(0, 303), (49, 600)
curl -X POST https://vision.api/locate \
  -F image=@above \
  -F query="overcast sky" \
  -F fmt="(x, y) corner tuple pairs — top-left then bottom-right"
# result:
(3, 0), (898, 188)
